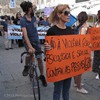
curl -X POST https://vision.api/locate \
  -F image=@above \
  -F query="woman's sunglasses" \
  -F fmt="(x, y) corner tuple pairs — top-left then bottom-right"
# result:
(59, 11), (70, 16)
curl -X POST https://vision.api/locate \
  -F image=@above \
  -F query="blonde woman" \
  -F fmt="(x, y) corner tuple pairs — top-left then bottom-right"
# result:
(44, 4), (73, 100)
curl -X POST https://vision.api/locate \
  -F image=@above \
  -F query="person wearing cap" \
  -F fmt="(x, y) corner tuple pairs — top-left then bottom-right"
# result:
(1, 15), (13, 50)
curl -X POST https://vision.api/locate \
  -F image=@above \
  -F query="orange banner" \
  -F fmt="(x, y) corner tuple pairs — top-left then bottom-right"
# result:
(88, 27), (100, 51)
(45, 35), (92, 82)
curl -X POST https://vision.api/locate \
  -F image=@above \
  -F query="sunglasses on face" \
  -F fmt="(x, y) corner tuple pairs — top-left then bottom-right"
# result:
(59, 11), (70, 16)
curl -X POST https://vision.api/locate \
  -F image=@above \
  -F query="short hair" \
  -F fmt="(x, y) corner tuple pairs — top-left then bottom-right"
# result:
(75, 11), (88, 31)
(20, 1), (32, 14)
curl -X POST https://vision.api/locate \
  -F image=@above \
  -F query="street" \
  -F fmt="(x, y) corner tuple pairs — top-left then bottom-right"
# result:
(0, 36), (100, 100)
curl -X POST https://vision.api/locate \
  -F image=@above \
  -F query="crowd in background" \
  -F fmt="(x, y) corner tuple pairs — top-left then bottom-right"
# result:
(0, 12), (51, 50)
(0, 13), (24, 49)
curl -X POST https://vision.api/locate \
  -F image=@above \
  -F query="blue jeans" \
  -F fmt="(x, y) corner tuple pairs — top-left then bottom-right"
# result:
(53, 78), (72, 100)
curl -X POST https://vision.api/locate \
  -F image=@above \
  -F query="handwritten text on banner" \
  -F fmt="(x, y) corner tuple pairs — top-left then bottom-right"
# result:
(45, 35), (92, 82)
(88, 27), (100, 51)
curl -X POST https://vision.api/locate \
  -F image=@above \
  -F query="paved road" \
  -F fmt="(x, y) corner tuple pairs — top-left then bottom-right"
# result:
(0, 36), (100, 100)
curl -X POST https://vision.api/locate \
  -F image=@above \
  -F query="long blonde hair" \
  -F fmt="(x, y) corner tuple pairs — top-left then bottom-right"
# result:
(50, 4), (70, 24)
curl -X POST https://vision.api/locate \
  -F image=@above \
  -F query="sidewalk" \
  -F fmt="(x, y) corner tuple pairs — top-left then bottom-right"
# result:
(0, 36), (100, 100)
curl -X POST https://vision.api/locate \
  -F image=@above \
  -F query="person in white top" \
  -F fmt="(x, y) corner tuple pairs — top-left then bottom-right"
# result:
(93, 10), (100, 80)
(73, 12), (89, 94)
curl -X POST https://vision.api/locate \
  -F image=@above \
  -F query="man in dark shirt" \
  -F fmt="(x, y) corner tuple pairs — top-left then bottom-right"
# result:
(39, 15), (50, 27)
(20, 1), (47, 87)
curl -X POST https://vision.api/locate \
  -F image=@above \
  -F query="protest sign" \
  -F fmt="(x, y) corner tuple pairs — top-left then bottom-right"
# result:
(45, 35), (92, 82)
(88, 27), (100, 51)
(8, 26), (50, 40)
(65, 14), (77, 27)
(44, 7), (54, 16)
(37, 27), (50, 39)
(8, 25), (22, 39)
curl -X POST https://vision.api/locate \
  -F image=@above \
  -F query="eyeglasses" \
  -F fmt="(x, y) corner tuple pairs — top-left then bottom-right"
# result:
(59, 11), (70, 16)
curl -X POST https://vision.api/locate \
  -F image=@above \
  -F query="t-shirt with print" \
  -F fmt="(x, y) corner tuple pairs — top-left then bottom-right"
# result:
(20, 15), (39, 43)
(46, 25), (73, 36)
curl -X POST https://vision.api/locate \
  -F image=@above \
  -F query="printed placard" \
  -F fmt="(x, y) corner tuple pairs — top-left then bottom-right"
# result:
(8, 25), (22, 39)
(45, 35), (92, 82)
(37, 27), (50, 39)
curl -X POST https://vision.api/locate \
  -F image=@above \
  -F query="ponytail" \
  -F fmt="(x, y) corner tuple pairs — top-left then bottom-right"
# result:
(75, 11), (88, 31)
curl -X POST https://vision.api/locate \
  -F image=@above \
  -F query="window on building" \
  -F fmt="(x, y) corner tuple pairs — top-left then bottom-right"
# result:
(10, 0), (16, 8)
(76, 0), (89, 3)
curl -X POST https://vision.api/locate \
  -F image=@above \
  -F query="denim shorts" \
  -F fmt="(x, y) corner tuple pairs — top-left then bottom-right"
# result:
(24, 41), (42, 59)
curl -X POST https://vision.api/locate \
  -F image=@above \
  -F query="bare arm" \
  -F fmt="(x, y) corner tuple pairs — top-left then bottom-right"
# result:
(79, 28), (87, 35)
(21, 27), (35, 53)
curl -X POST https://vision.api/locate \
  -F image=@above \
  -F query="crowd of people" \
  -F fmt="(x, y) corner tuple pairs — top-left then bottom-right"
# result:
(0, 8), (51, 50)
(44, 3), (100, 100)
(0, 1), (100, 100)
(0, 13), (24, 49)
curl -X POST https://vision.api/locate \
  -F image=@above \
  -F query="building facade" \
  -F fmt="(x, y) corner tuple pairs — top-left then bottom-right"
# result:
(0, 0), (100, 17)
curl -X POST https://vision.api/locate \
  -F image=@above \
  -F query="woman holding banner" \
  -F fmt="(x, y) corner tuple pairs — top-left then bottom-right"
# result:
(93, 10), (100, 80)
(44, 4), (73, 100)
(73, 12), (89, 94)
